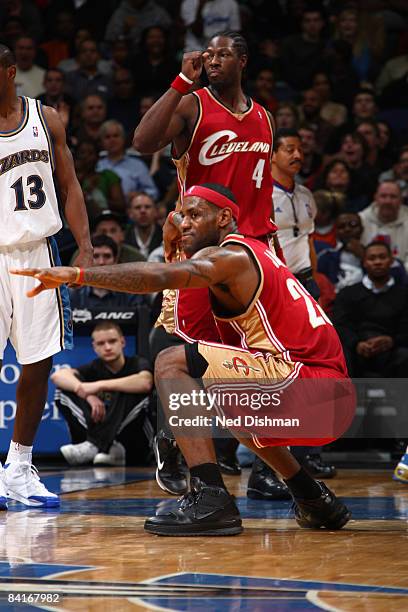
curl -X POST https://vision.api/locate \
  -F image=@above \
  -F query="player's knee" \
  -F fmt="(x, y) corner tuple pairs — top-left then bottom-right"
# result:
(155, 346), (186, 379)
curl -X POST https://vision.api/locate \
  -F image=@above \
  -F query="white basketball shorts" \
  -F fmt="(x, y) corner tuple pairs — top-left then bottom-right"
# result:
(0, 237), (73, 364)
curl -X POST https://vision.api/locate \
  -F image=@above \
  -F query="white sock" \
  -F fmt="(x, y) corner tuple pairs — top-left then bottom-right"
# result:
(6, 441), (33, 465)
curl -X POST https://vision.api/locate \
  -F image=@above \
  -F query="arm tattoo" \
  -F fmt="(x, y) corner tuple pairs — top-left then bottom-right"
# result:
(80, 246), (234, 293)
(83, 263), (162, 293)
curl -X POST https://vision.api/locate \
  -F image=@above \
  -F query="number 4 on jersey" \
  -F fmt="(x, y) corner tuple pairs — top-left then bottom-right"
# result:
(252, 159), (265, 189)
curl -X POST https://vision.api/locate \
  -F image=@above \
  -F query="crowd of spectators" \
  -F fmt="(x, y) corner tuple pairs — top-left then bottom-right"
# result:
(5, 0), (408, 464)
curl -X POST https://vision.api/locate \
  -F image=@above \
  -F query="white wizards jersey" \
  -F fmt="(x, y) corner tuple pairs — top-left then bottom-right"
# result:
(0, 96), (62, 246)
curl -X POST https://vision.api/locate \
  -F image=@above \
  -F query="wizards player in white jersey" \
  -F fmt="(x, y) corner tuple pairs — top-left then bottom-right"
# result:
(0, 44), (93, 510)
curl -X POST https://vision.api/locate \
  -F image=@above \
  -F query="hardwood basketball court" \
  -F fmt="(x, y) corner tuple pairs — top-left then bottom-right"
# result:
(0, 466), (407, 610)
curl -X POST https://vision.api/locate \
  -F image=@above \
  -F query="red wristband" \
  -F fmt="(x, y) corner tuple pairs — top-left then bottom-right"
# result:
(74, 267), (85, 284)
(171, 72), (194, 95)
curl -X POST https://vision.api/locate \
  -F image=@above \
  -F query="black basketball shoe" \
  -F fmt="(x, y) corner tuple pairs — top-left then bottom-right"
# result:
(293, 481), (351, 530)
(301, 454), (337, 479)
(217, 452), (242, 476)
(153, 431), (188, 496)
(144, 477), (243, 536)
(247, 457), (291, 500)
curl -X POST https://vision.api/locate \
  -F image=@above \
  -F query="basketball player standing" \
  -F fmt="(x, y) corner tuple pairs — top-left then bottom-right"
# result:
(0, 44), (92, 510)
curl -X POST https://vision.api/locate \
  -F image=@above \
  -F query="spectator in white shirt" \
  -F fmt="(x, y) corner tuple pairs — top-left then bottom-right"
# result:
(181, 0), (241, 52)
(14, 35), (45, 98)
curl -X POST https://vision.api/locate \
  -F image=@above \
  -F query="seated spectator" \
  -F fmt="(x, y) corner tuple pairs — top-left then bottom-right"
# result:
(356, 119), (387, 171)
(70, 94), (107, 148)
(298, 89), (333, 153)
(359, 181), (408, 270)
(52, 322), (154, 466)
(334, 131), (379, 207)
(70, 235), (144, 309)
(149, 145), (177, 202)
(58, 28), (111, 75)
(250, 68), (278, 113)
(105, 0), (171, 51)
(318, 212), (365, 293)
(333, 241), (408, 377)
(318, 159), (351, 194)
(377, 120), (395, 161)
(65, 39), (112, 103)
(132, 26), (178, 97)
(1, 16), (25, 51)
(326, 88), (379, 153)
(322, 40), (359, 109)
(70, 211), (146, 265)
(319, 212), (407, 292)
(0, 0), (43, 43)
(275, 101), (299, 130)
(125, 192), (163, 259)
(332, 7), (385, 83)
(97, 120), (159, 201)
(94, 211), (146, 263)
(312, 190), (345, 251)
(107, 68), (139, 143)
(107, 38), (132, 73)
(379, 146), (408, 206)
(38, 69), (73, 129)
(297, 125), (323, 188)
(280, 6), (326, 91)
(14, 35), (45, 98)
(352, 88), (378, 122)
(181, 0), (240, 52)
(316, 158), (374, 215)
(40, 10), (76, 68)
(312, 71), (347, 127)
(74, 140), (125, 222)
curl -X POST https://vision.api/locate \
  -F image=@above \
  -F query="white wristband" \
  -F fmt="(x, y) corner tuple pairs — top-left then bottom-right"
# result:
(179, 72), (194, 85)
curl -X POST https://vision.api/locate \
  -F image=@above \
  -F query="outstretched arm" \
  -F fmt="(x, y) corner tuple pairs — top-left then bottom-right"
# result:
(44, 106), (93, 268)
(11, 246), (248, 297)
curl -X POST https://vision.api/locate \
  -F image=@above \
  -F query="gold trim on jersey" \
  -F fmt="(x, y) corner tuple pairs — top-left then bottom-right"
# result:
(173, 93), (203, 202)
(262, 107), (275, 161)
(154, 288), (177, 334)
(0, 97), (29, 137)
(46, 238), (65, 350)
(198, 342), (297, 384)
(204, 87), (253, 120)
(172, 92), (203, 162)
(213, 234), (296, 362)
(217, 234), (264, 322)
(36, 100), (55, 172)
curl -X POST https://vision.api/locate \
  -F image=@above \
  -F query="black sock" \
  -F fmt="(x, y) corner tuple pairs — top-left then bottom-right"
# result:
(284, 467), (321, 499)
(190, 462), (226, 489)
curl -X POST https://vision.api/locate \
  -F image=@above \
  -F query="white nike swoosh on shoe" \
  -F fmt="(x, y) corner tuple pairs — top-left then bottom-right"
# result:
(157, 456), (165, 470)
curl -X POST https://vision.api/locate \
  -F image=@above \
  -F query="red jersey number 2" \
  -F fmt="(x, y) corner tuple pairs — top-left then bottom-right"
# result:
(286, 277), (332, 329)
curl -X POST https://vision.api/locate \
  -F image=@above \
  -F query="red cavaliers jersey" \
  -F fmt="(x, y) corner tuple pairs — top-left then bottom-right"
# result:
(173, 87), (277, 238)
(212, 234), (347, 375)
